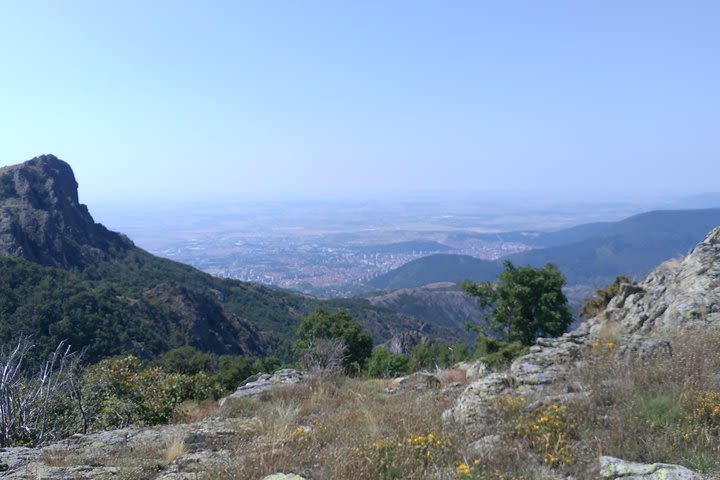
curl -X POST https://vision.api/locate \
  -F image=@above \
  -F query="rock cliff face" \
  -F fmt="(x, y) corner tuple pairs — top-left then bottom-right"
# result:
(142, 282), (267, 355)
(444, 227), (720, 433)
(0, 154), (132, 268)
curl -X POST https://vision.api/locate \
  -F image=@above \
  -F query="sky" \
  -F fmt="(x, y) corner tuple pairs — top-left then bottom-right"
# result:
(1, 1), (719, 205)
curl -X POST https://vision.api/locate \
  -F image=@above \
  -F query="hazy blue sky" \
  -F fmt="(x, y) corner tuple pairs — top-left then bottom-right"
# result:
(1, 1), (718, 204)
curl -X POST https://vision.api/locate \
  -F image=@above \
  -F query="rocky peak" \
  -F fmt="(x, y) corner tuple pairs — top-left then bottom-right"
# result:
(600, 225), (720, 337)
(0, 155), (133, 268)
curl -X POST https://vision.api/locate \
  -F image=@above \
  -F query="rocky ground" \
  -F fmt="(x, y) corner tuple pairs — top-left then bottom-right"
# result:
(3, 228), (720, 479)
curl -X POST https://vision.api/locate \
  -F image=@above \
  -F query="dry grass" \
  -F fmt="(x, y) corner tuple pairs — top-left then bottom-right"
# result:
(172, 399), (219, 424)
(42, 442), (173, 480)
(564, 331), (720, 476)
(657, 256), (683, 274)
(438, 367), (468, 385)
(176, 331), (720, 479)
(206, 375), (469, 480)
(163, 435), (186, 465)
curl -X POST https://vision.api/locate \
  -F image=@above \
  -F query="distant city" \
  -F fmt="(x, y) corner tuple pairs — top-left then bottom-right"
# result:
(152, 234), (531, 297)
(93, 195), (699, 297)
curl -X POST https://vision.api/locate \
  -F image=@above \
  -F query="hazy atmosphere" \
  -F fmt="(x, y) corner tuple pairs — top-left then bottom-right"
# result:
(2, 1), (719, 204)
(3, 2), (720, 478)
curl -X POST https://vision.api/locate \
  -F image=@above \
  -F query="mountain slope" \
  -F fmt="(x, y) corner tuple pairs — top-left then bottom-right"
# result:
(370, 209), (720, 289)
(369, 254), (501, 290)
(445, 221), (610, 248)
(0, 155), (441, 362)
(510, 209), (720, 284)
(365, 282), (482, 342)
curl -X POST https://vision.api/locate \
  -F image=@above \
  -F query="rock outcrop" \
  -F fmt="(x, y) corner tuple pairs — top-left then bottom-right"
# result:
(0, 154), (133, 268)
(384, 371), (442, 393)
(0, 417), (243, 479)
(219, 369), (304, 405)
(444, 228), (720, 435)
(599, 456), (703, 479)
(261, 474), (308, 480)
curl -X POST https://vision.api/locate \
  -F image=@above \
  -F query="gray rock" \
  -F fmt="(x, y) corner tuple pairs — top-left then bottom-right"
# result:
(444, 227), (720, 445)
(386, 371), (441, 393)
(466, 434), (503, 458)
(618, 338), (673, 360)
(0, 155), (134, 268)
(0, 417), (244, 478)
(464, 360), (488, 382)
(261, 474), (308, 480)
(219, 369), (304, 405)
(441, 373), (515, 434)
(599, 456), (702, 479)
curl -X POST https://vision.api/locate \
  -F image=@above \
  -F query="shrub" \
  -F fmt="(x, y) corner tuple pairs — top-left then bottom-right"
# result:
(299, 337), (348, 376)
(155, 346), (215, 375)
(81, 356), (223, 429)
(407, 342), (471, 372)
(366, 347), (409, 378)
(474, 336), (529, 369)
(579, 275), (633, 319)
(516, 404), (576, 466)
(294, 308), (372, 372)
(215, 355), (255, 392)
(354, 432), (453, 479)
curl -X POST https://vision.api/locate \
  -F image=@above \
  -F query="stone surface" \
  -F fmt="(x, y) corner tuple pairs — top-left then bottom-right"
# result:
(261, 474), (308, 480)
(610, 227), (720, 337)
(441, 373), (515, 433)
(219, 369), (304, 405)
(466, 434), (503, 458)
(463, 359), (488, 382)
(599, 456), (702, 479)
(444, 228), (720, 435)
(385, 371), (442, 393)
(0, 417), (245, 479)
(0, 154), (134, 268)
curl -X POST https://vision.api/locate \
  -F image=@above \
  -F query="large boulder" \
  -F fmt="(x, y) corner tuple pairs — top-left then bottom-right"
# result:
(441, 373), (515, 434)
(219, 369), (304, 405)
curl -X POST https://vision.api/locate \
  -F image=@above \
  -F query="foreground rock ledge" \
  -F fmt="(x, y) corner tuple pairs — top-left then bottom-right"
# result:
(443, 227), (720, 435)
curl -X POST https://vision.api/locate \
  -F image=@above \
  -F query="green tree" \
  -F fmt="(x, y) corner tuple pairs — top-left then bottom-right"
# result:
(365, 347), (409, 378)
(463, 260), (572, 346)
(294, 308), (372, 372)
(155, 346), (215, 375)
(407, 342), (471, 371)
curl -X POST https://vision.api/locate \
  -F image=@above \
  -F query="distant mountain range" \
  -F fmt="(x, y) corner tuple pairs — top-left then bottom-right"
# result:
(0, 155), (446, 363)
(368, 209), (720, 290)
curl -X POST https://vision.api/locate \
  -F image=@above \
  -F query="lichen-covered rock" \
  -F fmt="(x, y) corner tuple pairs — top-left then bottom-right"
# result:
(463, 359), (488, 382)
(444, 227), (720, 435)
(618, 338), (673, 360)
(219, 369), (304, 405)
(599, 456), (702, 479)
(1, 417), (244, 478)
(610, 227), (720, 336)
(261, 474), (308, 480)
(466, 434), (503, 458)
(385, 371), (441, 393)
(441, 373), (515, 434)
